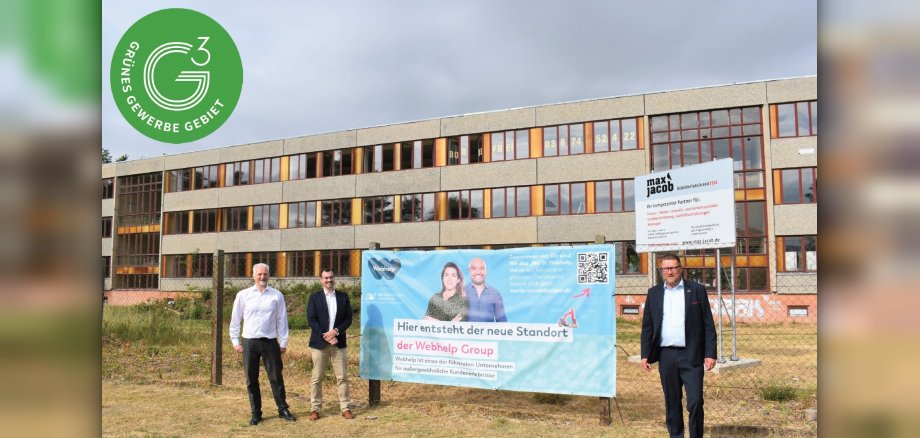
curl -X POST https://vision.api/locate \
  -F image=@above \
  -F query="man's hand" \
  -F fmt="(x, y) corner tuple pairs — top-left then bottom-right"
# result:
(640, 358), (652, 371)
(280, 347), (287, 355)
(234, 344), (243, 353)
(323, 329), (337, 343)
(704, 358), (716, 371)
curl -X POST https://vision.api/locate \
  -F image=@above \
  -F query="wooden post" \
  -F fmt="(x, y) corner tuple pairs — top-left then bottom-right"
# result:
(594, 235), (612, 425)
(211, 250), (225, 385)
(367, 242), (381, 406)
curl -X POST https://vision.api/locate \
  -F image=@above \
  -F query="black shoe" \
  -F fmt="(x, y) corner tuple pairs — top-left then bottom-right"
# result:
(249, 413), (262, 426)
(279, 408), (296, 421)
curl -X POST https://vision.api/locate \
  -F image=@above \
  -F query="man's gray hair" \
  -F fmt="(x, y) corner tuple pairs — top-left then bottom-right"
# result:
(253, 263), (270, 274)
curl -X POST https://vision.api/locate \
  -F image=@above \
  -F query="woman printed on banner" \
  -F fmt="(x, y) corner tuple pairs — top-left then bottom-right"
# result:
(423, 262), (469, 322)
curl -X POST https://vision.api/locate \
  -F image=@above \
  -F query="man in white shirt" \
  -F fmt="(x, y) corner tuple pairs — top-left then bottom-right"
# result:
(229, 263), (296, 425)
(306, 268), (353, 420)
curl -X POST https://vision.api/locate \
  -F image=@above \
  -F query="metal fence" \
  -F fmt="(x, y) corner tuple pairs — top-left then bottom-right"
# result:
(102, 242), (817, 435)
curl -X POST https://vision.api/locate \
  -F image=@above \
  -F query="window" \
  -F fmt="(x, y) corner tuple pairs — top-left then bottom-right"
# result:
(288, 201), (317, 228)
(287, 251), (316, 277)
(447, 135), (484, 165)
(166, 168), (192, 192)
(323, 149), (353, 176)
(101, 256), (111, 279)
(621, 305), (640, 315)
(734, 201), (769, 291)
(788, 306), (809, 318)
(491, 187), (531, 218)
(102, 178), (114, 199)
(225, 253), (247, 277)
(776, 101), (817, 137)
(164, 211), (189, 235)
(363, 196), (395, 224)
(594, 180), (635, 213)
(543, 124), (585, 157)
(225, 161), (251, 187)
(289, 153), (317, 180)
(611, 241), (641, 274)
(193, 165), (219, 189)
(102, 216), (113, 238)
(401, 193), (436, 222)
(447, 190), (484, 219)
(320, 250), (351, 276)
(782, 236), (817, 272)
(163, 254), (213, 278)
(593, 118), (638, 152)
(321, 200), (352, 226)
(544, 183), (586, 215)
(490, 130), (530, 161)
(253, 158), (281, 184)
(193, 209), (217, 233)
(116, 173), (162, 227)
(251, 252), (278, 275)
(363, 144), (396, 172)
(252, 205), (280, 230)
(779, 167), (817, 204)
(222, 207), (249, 232)
(400, 140), (436, 169)
(650, 107), (764, 193)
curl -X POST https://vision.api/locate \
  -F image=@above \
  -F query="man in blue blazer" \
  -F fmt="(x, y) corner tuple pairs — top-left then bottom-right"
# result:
(641, 254), (717, 438)
(306, 269), (354, 421)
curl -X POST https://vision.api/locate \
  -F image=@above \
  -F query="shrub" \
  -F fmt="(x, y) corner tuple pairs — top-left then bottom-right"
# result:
(288, 314), (309, 330)
(103, 304), (192, 345)
(757, 381), (799, 402)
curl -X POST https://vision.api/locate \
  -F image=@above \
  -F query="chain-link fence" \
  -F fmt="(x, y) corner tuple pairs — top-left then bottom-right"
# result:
(102, 242), (816, 435)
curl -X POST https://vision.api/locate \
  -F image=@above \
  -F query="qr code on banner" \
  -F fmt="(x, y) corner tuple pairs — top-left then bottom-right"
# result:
(577, 252), (609, 284)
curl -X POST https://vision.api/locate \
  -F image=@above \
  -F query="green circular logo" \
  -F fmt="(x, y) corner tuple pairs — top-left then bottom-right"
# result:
(110, 9), (243, 143)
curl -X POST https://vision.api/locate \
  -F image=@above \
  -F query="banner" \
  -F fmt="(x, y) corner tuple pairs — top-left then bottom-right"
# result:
(359, 245), (616, 397)
(634, 158), (736, 252)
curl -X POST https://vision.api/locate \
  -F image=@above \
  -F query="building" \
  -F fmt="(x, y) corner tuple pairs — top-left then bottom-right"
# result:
(102, 76), (817, 320)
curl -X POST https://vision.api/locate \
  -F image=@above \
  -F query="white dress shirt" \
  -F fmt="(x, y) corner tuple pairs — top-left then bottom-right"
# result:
(229, 285), (290, 348)
(324, 289), (337, 332)
(660, 279), (686, 347)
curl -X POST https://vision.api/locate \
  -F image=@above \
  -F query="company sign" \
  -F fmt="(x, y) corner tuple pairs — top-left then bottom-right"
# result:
(634, 158), (736, 252)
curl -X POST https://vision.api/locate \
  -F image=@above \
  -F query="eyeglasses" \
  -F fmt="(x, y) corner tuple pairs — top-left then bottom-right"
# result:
(659, 266), (681, 272)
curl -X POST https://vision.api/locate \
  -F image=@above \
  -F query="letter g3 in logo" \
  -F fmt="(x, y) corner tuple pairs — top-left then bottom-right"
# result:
(111, 9), (242, 144)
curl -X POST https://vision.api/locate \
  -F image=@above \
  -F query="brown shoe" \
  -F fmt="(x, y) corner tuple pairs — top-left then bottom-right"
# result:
(308, 411), (320, 421)
(341, 409), (354, 420)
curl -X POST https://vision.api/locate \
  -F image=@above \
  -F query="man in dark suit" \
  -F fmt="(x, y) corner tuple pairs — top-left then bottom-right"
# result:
(641, 254), (717, 438)
(306, 269), (354, 421)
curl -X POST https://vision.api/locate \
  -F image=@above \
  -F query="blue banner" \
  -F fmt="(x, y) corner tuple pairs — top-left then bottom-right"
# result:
(359, 245), (616, 397)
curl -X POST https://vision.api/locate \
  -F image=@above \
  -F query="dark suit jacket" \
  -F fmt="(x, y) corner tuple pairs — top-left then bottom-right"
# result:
(307, 290), (353, 349)
(640, 279), (717, 366)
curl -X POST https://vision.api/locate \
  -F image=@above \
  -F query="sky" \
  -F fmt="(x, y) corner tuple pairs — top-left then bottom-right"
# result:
(102, 0), (817, 161)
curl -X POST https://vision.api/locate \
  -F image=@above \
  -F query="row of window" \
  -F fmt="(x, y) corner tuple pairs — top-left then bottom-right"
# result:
(106, 101), (816, 196)
(158, 116), (641, 192)
(157, 235), (815, 284)
(162, 250), (353, 278)
(161, 180), (638, 234)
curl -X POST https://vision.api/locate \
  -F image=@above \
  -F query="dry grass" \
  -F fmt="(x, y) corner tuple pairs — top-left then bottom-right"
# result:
(102, 309), (817, 436)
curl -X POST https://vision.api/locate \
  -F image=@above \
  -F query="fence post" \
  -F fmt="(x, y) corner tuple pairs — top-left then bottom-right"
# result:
(211, 249), (225, 385)
(594, 235), (613, 426)
(367, 242), (381, 406)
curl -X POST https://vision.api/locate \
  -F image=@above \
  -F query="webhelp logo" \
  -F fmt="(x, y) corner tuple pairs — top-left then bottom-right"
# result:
(367, 257), (401, 280)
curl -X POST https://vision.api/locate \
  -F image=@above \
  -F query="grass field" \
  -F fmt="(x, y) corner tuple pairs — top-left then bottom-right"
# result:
(102, 305), (817, 436)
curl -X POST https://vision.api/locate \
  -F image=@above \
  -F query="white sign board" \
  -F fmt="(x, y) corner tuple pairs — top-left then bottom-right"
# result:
(634, 159), (736, 253)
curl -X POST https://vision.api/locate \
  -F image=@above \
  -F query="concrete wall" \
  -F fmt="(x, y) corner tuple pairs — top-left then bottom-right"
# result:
(773, 204), (817, 235)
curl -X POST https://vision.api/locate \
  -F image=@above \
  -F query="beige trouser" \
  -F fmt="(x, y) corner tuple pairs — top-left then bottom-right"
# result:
(310, 345), (350, 412)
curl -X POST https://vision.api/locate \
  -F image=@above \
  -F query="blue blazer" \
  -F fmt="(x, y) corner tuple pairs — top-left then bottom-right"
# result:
(640, 279), (717, 366)
(307, 290), (353, 349)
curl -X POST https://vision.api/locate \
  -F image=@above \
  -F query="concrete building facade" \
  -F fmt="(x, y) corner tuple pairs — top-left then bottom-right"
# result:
(102, 77), (817, 319)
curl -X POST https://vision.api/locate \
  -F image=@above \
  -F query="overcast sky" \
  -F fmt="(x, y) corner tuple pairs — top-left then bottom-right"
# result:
(102, 1), (817, 161)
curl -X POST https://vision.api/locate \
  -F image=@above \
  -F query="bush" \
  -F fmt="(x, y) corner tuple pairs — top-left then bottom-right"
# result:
(103, 304), (192, 345)
(288, 314), (309, 330)
(757, 381), (800, 402)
